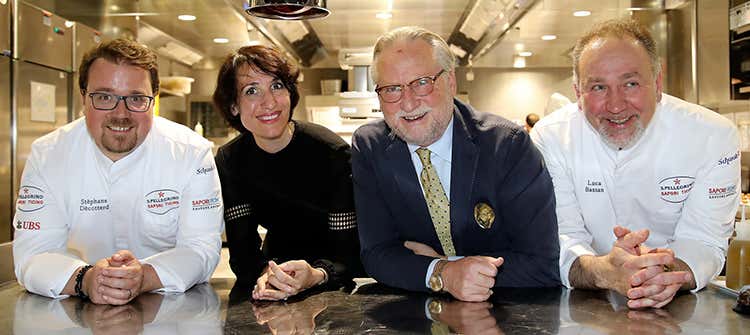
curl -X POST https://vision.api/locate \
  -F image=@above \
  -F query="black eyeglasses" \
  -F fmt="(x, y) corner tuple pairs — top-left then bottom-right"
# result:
(86, 92), (154, 113)
(375, 70), (446, 103)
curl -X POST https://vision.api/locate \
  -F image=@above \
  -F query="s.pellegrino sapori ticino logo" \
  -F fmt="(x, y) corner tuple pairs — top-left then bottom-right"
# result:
(17, 185), (45, 212)
(144, 189), (180, 215)
(658, 176), (695, 203)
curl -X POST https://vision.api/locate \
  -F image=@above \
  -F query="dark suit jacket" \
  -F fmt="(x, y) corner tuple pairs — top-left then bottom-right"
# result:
(352, 98), (560, 292)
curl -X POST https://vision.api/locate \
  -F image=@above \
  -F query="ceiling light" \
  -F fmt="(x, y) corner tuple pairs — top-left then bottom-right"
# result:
(245, 0), (330, 20)
(541, 34), (557, 40)
(109, 5), (119, 11)
(573, 10), (591, 17)
(64, 21), (75, 28)
(213, 38), (229, 44)
(375, 12), (392, 19)
(519, 51), (532, 57)
(514, 43), (524, 52)
(178, 14), (196, 21)
(513, 56), (526, 68)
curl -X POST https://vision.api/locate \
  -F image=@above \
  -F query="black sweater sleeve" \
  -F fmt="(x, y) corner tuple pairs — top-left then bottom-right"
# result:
(313, 143), (365, 288)
(216, 146), (267, 287)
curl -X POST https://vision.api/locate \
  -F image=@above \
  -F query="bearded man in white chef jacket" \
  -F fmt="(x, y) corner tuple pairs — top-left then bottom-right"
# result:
(531, 18), (739, 309)
(12, 38), (223, 305)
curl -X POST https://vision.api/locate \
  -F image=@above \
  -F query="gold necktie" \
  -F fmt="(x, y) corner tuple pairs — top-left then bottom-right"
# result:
(416, 148), (456, 256)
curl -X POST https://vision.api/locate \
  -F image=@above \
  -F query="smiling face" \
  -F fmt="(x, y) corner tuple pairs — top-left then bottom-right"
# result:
(84, 58), (154, 162)
(374, 39), (456, 147)
(575, 36), (663, 150)
(234, 64), (292, 147)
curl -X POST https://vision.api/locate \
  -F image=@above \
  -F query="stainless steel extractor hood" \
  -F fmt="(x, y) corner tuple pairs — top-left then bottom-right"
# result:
(245, 0), (330, 20)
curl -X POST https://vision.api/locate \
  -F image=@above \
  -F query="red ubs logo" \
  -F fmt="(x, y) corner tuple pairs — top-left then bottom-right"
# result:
(16, 220), (40, 230)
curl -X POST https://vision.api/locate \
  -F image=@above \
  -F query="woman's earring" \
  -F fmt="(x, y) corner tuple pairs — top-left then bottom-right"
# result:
(231, 106), (239, 116)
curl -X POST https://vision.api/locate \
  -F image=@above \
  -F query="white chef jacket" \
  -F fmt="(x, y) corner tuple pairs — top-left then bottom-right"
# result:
(530, 94), (739, 291)
(13, 116), (223, 298)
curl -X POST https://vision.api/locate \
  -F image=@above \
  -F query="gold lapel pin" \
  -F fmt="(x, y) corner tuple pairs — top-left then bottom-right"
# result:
(474, 202), (495, 229)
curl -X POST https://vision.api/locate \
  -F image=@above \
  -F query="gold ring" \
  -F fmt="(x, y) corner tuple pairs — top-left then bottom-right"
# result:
(662, 265), (672, 272)
(127, 289), (132, 299)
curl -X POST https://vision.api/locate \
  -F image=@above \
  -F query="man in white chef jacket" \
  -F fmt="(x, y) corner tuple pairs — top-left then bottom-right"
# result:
(531, 18), (739, 308)
(12, 38), (223, 305)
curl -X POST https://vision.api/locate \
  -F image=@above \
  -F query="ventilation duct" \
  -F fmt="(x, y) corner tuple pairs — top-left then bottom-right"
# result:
(245, 0), (329, 20)
(446, 0), (539, 65)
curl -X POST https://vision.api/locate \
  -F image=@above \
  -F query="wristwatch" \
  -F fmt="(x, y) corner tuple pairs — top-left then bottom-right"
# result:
(428, 299), (443, 315)
(429, 260), (448, 292)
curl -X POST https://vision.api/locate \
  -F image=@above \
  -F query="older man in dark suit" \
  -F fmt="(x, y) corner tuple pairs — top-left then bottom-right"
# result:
(352, 26), (561, 302)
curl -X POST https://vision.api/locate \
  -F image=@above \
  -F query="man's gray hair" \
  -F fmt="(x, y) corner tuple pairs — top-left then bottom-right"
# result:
(572, 18), (661, 85)
(371, 26), (456, 83)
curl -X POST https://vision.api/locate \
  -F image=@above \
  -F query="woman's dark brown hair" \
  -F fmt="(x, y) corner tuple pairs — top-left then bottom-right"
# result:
(213, 45), (300, 133)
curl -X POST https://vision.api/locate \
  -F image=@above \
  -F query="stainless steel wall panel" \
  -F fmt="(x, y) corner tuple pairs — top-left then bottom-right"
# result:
(666, 1), (698, 102)
(697, 0), (731, 105)
(0, 0), (9, 54)
(0, 56), (10, 243)
(16, 1), (72, 71)
(73, 22), (100, 71)
(12, 60), (69, 221)
(71, 22), (100, 119)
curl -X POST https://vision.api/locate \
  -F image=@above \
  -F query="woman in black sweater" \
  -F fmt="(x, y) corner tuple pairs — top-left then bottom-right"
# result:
(213, 45), (362, 300)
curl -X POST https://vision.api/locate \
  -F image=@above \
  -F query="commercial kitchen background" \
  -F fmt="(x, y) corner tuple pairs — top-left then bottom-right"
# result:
(0, 0), (747, 282)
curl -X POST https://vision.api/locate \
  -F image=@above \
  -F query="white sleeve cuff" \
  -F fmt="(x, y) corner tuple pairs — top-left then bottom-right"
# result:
(560, 244), (596, 288)
(18, 254), (87, 299)
(424, 256), (465, 289)
(669, 239), (724, 292)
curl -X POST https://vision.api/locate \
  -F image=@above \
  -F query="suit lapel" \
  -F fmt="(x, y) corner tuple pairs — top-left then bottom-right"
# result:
(384, 136), (431, 223)
(449, 102), (479, 246)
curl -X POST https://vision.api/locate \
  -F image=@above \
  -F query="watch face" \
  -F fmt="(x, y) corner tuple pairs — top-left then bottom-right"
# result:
(429, 274), (443, 292)
(428, 300), (443, 314)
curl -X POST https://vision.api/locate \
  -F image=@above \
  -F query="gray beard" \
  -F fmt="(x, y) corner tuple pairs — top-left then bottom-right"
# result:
(597, 117), (645, 151)
(389, 106), (451, 147)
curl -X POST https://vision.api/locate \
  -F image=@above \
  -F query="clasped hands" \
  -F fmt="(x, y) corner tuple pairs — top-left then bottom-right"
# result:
(83, 249), (145, 305)
(605, 226), (693, 309)
(429, 299), (504, 335)
(252, 295), (327, 334)
(404, 241), (503, 302)
(253, 260), (326, 301)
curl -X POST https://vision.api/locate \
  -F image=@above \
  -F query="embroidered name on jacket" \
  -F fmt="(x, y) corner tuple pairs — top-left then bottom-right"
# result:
(658, 176), (695, 203)
(80, 198), (110, 212)
(145, 189), (181, 215)
(585, 179), (605, 193)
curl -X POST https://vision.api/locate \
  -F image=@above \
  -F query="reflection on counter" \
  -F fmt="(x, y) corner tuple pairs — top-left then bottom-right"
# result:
(13, 284), (220, 335)
(2, 277), (749, 334)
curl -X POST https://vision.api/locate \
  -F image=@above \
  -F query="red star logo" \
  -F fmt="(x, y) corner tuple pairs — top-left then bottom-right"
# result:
(158, 191), (164, 197)
(674, 179), (681, 185)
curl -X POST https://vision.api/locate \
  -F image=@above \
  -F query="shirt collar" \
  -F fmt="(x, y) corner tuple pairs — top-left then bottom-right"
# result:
(407, 114), (454, 163)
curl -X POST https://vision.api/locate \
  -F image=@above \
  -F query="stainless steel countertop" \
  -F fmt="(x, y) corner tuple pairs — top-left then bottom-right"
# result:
(1, 278), (748, 334)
